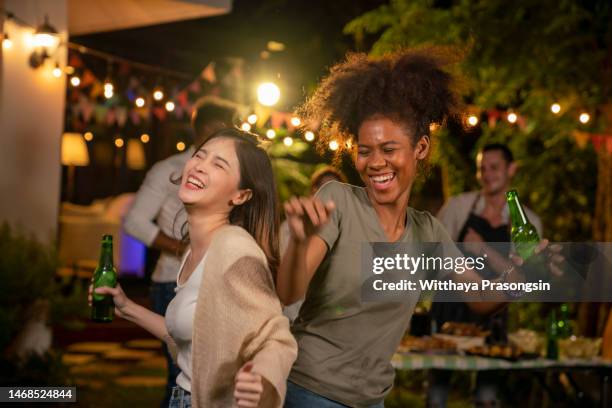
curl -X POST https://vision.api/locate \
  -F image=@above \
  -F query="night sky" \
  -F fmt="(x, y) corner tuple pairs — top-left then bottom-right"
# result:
(73, 0), (385, 110)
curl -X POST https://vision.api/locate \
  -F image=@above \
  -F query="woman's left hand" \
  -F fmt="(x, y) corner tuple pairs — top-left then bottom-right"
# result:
(234, 362), (263, 407)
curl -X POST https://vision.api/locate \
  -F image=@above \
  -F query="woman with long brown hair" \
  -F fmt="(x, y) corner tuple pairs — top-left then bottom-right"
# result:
(91, 128), (297, 407)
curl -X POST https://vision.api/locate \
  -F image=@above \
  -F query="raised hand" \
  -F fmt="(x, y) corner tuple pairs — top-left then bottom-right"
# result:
(283, 196), (335, 241)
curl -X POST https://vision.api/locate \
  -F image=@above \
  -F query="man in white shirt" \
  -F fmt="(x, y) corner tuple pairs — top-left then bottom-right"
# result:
(124, 96), (237, 407)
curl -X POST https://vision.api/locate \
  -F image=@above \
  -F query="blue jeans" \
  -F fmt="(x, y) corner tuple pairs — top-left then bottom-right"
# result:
(168, 386), (191, 408)
(151, 281), (181, 408)
(285, 381), (385, 408)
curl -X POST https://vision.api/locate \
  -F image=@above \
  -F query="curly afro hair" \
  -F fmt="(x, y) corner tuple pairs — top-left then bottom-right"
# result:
(299, 48), (462, 157)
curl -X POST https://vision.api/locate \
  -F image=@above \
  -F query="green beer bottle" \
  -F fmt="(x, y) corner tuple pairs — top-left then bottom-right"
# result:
(557, 303), (572, 338)
(91, 234), (117, 322)
(506, 190), (540, 261)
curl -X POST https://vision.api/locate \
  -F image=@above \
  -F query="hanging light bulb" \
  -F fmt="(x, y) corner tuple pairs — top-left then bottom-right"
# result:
(579, 113), (590, 124)
(2, 32), (12, 49)
(70, 76), (81, 87)
(290, 117), (301, 127)
(266, 129), (276, 139)
(52, 62), (62, 78)
(241, 122), (252, 132)
(176, 141), (186, 151)
(507, 112), (518, 124)
(283, 137), (293, 147)
(165, 101), (175, 112)
(135, 97), (145, 108)
(103, 80), (114, 99)
(115, 138), (124, 148)
(467, 115), (479, 126)
(140, 134), (150, 143)
(329, 140), (339, 151)
(551, 103), (561, 114)
(247, 114), (258, 124)
(304, 131), (315, 142)
(153, 88), (164, 101)
(84, 132), (94, 141)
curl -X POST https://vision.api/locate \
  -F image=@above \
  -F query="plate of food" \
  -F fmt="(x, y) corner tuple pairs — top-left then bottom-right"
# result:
(397, 335), (457, 354)
(465, 344), (538, 361)
(431, 322), (489, 351)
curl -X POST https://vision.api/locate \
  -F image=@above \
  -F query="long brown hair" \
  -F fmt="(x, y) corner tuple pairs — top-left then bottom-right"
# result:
(185, 128), (280, 276)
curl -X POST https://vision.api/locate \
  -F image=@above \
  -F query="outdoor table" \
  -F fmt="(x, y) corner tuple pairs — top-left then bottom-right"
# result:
(392, 352), (611, 407)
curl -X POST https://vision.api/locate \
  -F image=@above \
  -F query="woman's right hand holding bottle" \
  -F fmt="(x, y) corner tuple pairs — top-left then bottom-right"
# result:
(284, 196), (335, 241)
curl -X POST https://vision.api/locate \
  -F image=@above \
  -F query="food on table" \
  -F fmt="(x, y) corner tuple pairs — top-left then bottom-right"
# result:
(397, 335), (457, 353)
(440, 322), (489, 337)
(558, 336), (602, 360)
(466, 344), (527, 360)
(508, 329), (542, 354)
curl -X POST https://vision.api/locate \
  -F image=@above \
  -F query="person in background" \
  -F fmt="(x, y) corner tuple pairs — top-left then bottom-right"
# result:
(279, 166), (347, 323)
(124, 96), (238, 407)
(94, 128), (297, 407)
(428, 143), (543, 408)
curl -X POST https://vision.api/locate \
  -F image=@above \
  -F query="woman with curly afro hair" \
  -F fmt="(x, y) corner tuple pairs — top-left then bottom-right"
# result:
(276, 49), (552, 407)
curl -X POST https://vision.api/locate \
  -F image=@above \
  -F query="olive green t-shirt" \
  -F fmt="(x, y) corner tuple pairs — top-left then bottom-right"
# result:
(289, 181), (460, 407)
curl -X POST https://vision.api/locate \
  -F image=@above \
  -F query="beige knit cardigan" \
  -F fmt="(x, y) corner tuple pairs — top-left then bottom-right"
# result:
(164, 225), (297, 407)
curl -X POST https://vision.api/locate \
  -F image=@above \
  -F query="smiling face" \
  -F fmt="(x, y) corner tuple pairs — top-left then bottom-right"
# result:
(178, 137), (251, 213)
(476, 150), (516, 195)
(355, 117), (429, 206)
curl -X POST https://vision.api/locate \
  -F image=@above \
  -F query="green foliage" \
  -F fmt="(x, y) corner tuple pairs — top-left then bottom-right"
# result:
(0, 350), (70, 386)
(0, 223), (89, 353)
(0, 223), (57, 351)
(345, 0), (609, 240)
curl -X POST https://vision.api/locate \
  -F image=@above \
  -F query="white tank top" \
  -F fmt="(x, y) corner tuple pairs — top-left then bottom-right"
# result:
(165, 251), (206, 392)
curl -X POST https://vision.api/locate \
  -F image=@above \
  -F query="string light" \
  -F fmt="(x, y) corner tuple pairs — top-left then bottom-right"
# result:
(52, 62), (62, 78)
(176, 141), (186, 151)
(165, 101), (175, 112)
(103, 80), (114, 99)
(283, 137), (293, 147)
(153, 88), (164, 101)
(135, 97), (145, 108)
(329, 140), (339, 151)
(467, 115), (479, 126)
(507, 112), (518, 124)
(2, 32), (12, 49)
(114, 138), (124, 148)
(247, 114), (258, 124)
(304, 131), (315, 142)
(70, 76), (81, 87)
(290, 117), (301, 127)
(240, 122), (252, 132)
(266, 129), (276, 139)
(140, 134), (150, 143)
(551, 103), (561, 114)
(579, 113), (590, 124)
(84, 132), (93, 141)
